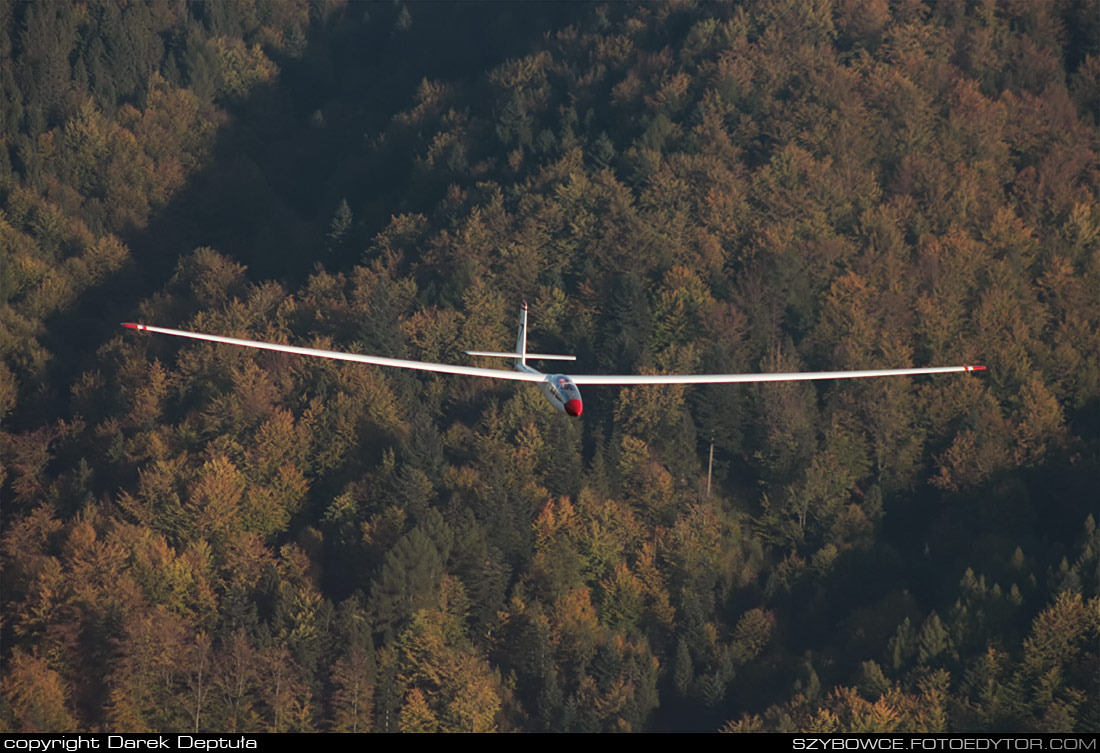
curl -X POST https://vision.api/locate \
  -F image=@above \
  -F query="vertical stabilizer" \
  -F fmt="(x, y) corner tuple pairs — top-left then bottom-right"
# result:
(516, 302), (528, 367)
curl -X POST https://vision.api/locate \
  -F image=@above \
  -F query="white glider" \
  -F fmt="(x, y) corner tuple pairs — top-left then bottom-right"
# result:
(124, 302), (985, 418)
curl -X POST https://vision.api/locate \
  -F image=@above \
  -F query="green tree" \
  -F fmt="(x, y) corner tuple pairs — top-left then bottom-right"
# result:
(327, 199), (352, 254)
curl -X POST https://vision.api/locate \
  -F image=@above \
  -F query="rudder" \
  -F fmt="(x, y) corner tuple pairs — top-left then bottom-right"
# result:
(516, 301), (528, 366)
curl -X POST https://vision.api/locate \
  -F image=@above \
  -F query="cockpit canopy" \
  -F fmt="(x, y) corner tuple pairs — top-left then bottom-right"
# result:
(550, 375), (580, 400)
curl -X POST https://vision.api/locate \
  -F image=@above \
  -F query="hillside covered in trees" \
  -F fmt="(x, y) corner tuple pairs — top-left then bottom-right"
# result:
(1, 0), (1097, 734)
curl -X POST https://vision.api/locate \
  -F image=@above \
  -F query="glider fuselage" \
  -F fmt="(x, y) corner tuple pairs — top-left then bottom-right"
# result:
(526, 366), (583, 417)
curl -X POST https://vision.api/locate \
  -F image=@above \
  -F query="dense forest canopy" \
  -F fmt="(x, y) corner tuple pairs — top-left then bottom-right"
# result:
(0, 0), (1097, 734)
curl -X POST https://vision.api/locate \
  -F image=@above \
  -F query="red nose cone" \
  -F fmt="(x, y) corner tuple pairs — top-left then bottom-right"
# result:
(564, 399), (583, 417)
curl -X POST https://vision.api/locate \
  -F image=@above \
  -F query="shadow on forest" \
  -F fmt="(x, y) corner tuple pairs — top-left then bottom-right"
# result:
(709, 444), (1098, 731)
(29, 1), (586, 430)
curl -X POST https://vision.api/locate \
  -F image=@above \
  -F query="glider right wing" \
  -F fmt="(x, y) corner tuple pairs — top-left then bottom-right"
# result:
(122, 324), (549, 382)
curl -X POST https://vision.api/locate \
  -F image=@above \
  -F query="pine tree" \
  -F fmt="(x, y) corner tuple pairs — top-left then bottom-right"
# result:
(917, 613), (951, 666)
(858, 661), (890, 701)
(368, 528), (444, 640)
(326, 199), (352, 254)
(673, 637), (693, 697)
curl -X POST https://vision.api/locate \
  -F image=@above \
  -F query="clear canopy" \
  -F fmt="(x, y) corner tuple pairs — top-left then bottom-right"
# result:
(551, 375), (580, 399)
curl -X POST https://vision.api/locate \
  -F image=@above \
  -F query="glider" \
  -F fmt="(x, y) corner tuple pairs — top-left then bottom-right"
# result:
(124, 303), (985, 418)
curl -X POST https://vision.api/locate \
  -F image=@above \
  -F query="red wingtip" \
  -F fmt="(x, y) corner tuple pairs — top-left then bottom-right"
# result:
(122, 322), (144, 330)
(968, 365), (987, 372)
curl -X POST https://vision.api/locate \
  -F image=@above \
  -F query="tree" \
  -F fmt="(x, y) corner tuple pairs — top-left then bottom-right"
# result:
(185, 455), (244, 544)
(673, 638), (693, 696)
(213, 631), (259, 733)
(369, 528), (444, 640)
(731, 608), (774, 666)
(329, 647), (374, 733)
(256, 643), (311, 733)
(105, 607), (189, 732)
(181, 632), (213, 733)
(917, 613), (951, 667)
(398, 688), (437, 732)
(2, 649), (78, 732)
(327, 199), (352, 254)
(393, 580), (501, 732)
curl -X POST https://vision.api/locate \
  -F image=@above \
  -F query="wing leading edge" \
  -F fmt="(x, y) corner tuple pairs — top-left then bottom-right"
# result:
(122, 323), (548, 382)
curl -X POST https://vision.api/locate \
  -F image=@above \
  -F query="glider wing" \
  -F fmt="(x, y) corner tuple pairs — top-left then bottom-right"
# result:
(569, 366), (985, 385)
(122, 324), (548, 382)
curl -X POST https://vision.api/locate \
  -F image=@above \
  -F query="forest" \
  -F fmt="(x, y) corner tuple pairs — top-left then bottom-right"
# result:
(0, 0), (1097, 734)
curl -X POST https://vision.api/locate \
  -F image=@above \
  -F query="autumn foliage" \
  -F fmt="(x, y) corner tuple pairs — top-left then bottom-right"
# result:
(1, 0), (1097, 733)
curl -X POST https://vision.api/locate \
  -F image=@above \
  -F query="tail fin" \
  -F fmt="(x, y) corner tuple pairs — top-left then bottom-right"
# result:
(516, 301), (528, 366)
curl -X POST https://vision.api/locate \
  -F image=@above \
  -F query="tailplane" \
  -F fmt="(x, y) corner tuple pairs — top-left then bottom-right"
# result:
(464, 302), (574, 367)
(465, 351), (576, 361)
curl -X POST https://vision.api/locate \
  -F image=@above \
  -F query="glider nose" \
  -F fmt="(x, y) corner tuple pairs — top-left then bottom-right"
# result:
(564, 399), (583, 417)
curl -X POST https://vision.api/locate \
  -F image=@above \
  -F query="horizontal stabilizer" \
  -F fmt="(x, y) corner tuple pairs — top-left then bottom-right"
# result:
(465, 350), (576, 361)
